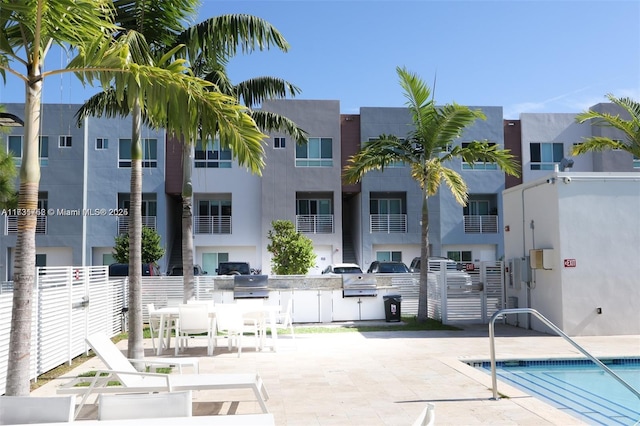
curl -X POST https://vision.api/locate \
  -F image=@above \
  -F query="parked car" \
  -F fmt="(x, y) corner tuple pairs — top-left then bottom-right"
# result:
(167, 264), (207, 276)
(321, 263), (363, 274)
(366, 261), (410, 273)
(108, 262), (161, 277)
(216, 261), (252, 275)
(409, 256), (463, 272)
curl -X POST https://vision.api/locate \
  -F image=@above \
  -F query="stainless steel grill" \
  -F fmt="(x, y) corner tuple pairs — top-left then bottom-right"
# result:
(342, 274), (377, 297)
(233, 275), (269, 299)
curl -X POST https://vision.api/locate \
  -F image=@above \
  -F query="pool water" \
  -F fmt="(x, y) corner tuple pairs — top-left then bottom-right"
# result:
(471, 359), (640, 425)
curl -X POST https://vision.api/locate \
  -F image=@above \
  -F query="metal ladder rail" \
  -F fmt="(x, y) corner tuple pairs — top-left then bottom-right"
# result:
(489, 308), (640, 401)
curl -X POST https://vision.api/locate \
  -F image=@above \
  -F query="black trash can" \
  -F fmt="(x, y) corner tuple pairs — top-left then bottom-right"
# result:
(383, 295), (402, 322)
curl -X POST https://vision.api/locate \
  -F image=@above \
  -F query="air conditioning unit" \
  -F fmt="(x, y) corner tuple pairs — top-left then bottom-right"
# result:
(529, 249), (554, 270)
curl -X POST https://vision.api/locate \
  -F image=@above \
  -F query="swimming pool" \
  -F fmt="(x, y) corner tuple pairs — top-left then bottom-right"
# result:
(470, 358), (640, 425)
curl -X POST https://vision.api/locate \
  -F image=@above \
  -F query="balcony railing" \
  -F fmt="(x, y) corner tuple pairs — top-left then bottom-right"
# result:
(194, 215), (232, 234)
(464, 215), (498, 233)
(117, 215), (156, 235)
(5, 215), (47, 235)
(370, 214), (407, 233)
(296, 214), (334, 234)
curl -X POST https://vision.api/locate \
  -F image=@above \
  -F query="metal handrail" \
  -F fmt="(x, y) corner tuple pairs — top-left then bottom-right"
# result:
(489, 308), (640, 401)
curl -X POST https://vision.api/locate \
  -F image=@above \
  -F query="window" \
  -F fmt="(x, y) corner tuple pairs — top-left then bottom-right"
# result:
(634, 155), (640, 169)
(297, 199), (331, 215)
(194, 138), (232, 168)
(196, 199), (232, 234)
(461, 142), (498, 170)
(8, 135), (48, 166)
(295, 137), (332, 167)
(530, 142), (563, 170)
(274, 137), (285, 149)
(58, 135), (72, 148)
(375, 251), (403, 262)
(370, 198), (402, 215)
(96, 138), (108, 150)
(447, 251), (472, 262)
(464, 200), (490, 216)
(118, 138), (157, 167)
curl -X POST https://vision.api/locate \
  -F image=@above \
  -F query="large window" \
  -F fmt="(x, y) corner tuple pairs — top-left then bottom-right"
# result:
(530, 142), (564, 170)
(375, 251), (403, 262)
(370, 198), (402, 215)
(8, 135), (48, 166)
(194, 138), (232, 168)
(118, 138), (157, 168)
(447, 251), (472, 262)
(461, 142), (498, 170)
(196, 199), (232, 234)
(295, 137), (332, 167)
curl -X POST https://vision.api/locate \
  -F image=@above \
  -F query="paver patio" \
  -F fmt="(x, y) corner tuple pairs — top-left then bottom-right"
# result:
(31, 323), (640, 425)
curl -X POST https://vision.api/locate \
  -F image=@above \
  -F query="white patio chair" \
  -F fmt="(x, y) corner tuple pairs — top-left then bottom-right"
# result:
(147, 303), (166, 352)
(274, 298), (295, 341)
(57, 333), (269, 417)
(98, 391), (192, 420)
(0, 395), (74, 424)
(175, 303), (216, 356)
(215, 303), (260, 357)
(412, 403), (435, 426)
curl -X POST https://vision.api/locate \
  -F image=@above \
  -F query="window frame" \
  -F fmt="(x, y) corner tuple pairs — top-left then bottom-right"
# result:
(96, 138), (108, 150)
(58, 135), (72, 148)
(274, 137), (285, 149)
(295, 137), (333, 167)
(194, 138), (232, 169)
(118, 138), (158, 168)
(530, 142), (564, 170)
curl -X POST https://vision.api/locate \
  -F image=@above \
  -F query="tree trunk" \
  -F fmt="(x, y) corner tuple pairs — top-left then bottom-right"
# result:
(182, 141), (194, 302)
(417, 188), (430, 322)
(127, 101), (144, 360)
(6, 68), (43, 395)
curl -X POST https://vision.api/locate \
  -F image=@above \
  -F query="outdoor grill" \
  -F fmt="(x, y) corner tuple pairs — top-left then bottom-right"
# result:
(342, 274), (377, 298)
(233, 275), (270, 299)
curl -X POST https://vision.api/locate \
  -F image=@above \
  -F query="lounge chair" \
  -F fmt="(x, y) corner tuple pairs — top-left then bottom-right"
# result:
(0, 395), (74, 424)
(98, 391), (192, 420)
(57, 333), (269, 418)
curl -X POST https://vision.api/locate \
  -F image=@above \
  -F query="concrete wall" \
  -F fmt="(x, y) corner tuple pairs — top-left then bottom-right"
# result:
(503, 172), (640, 336)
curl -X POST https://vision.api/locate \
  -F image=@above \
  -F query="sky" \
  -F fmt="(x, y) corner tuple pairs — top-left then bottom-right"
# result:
(0, 0), (638, 119)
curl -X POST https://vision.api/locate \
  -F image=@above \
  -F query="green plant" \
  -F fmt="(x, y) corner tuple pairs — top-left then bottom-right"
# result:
(267, 220), (316, 275)
(113, 226), (165, 264)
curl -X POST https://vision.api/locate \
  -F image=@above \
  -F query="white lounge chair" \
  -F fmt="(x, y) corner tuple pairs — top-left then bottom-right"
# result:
(98, 391), (192, 420)
(0, 395), (74, 424)
(412, 403), (435, 426)
(57, 333), (269, 418)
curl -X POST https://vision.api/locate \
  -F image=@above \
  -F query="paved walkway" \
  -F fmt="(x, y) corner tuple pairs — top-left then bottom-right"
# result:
(31, 323), (640, 425)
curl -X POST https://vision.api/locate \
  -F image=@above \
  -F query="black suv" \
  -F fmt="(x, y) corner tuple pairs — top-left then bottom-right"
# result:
(108, 263), (160, 277)
(167, 264), (207, 276)
(216, 261), (251, 275)
(366, 261), (410, 273)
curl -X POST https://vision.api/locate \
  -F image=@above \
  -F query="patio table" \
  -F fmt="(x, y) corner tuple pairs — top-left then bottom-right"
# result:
(151, 304), (280, 356)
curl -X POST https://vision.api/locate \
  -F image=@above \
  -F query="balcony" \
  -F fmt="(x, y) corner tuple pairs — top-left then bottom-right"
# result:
(370, 214), (407, 233)
(117, 216), (156, 235)
(5, 215), (47, 235)
(296, 214), (334, 234)
(463, 215), (498, 233)
(194, 215), (232, 234)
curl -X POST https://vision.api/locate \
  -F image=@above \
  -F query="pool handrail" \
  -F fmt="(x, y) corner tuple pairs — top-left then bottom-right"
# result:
(489, 308), (640, 401)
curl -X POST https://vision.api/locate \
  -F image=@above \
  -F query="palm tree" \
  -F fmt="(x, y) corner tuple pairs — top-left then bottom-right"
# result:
(75, 6), (290, 356)
(572, 94), (640, 159)
(0, 107), (19, 209)
(0, 0), (264, 394)
(343, 67), (519, 323)
(178, 59), (307, 301)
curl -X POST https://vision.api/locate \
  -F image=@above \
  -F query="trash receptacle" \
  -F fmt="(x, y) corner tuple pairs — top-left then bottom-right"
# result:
(383, 295), (402, 322)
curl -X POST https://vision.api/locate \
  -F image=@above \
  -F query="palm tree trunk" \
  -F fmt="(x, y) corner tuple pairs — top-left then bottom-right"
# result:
(181, 141), (195, 302)
(6, 70), (43, 395)
(127, 100), (143, 360)
(417, 188), (430, 322)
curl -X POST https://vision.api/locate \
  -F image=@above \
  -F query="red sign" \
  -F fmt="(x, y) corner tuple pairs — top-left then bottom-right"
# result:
(465, 263), (475, 272)
(74, 269), (80, 280)
(563, 259), (577, 268)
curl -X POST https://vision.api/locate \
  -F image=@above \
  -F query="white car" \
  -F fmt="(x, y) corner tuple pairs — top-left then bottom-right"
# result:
(321, 263), (363, 274)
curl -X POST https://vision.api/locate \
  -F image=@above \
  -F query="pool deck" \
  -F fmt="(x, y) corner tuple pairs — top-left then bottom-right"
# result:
(31, 323), (640, 425)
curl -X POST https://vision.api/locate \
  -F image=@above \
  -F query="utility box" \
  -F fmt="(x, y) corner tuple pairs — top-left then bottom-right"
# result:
(510, 257), (531, 289)
(529, 249), (554, 270)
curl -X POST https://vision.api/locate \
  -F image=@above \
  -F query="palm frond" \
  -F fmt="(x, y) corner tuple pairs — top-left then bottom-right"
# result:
(343, 135), (413, 184)
(250, 110), (307, 144)
(447, 141), (520, 177)
(438, 166), (468, 205)
(176, 14), (290, 63)
(234, 76), (302, 108)
(572, 137), (629, 154)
